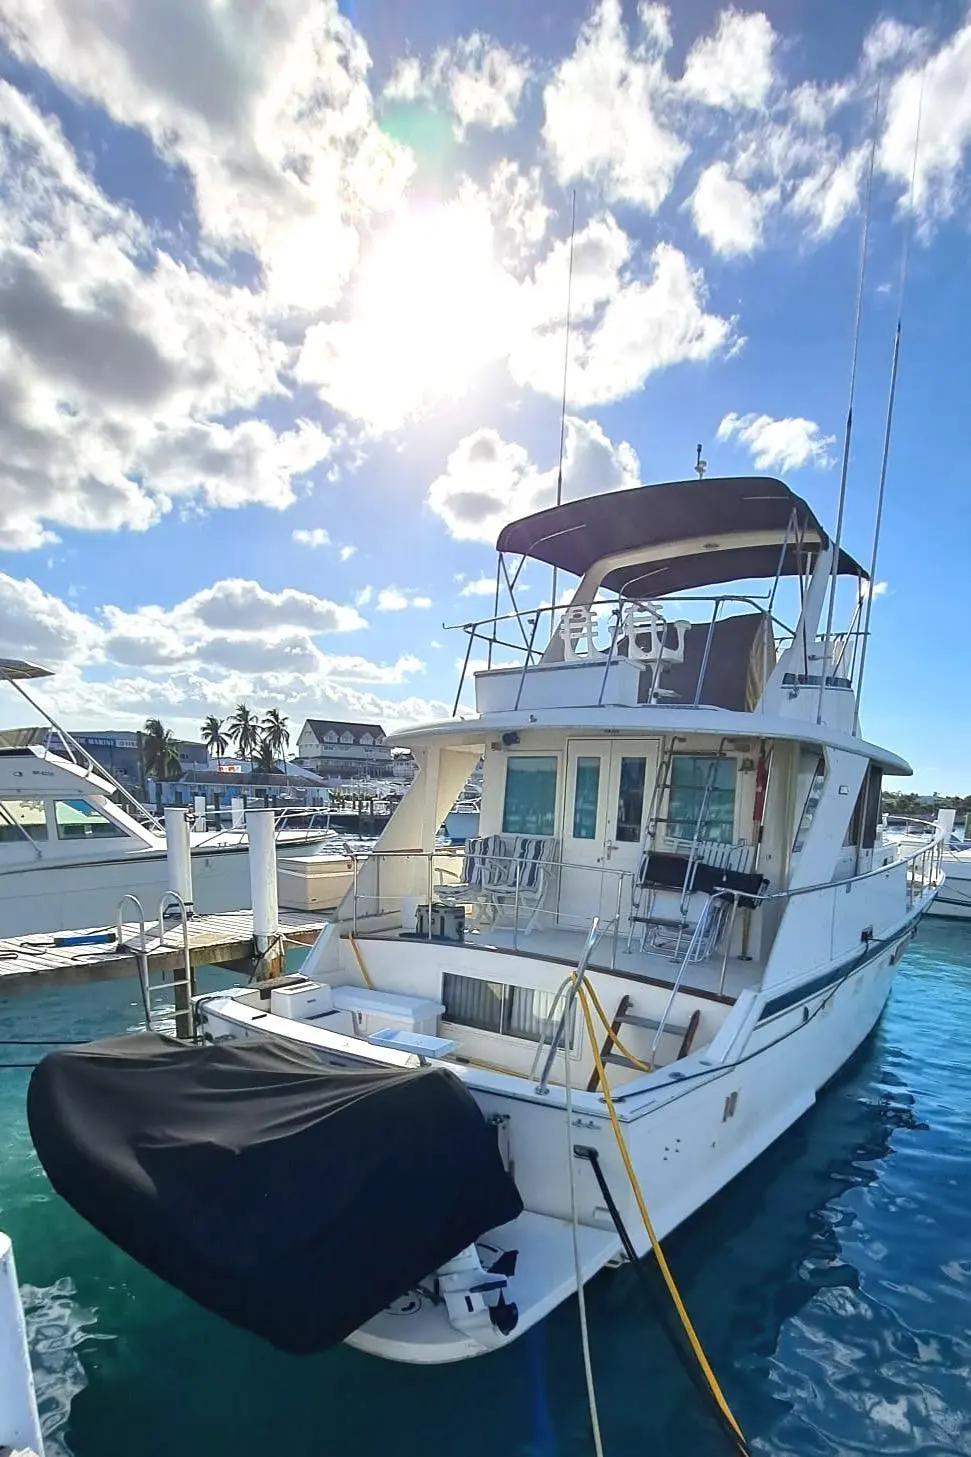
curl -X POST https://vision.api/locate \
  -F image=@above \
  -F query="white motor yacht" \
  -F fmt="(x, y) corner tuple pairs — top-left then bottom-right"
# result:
(28, 475), (943, 1375)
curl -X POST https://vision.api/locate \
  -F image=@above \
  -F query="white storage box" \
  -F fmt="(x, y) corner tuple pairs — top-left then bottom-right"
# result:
(270, 981), (335, 1020)
(331, 986), (445, 1038)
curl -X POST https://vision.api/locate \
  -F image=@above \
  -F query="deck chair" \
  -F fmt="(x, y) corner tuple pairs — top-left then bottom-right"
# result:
(491, 835), (559, 935)
(435, 834), (511, 926)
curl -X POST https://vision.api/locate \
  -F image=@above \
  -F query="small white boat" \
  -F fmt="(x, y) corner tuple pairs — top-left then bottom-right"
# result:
(0, 1230), (44, 1457)
(27, 474), (943, 1372)
(0, 659), (348, 938)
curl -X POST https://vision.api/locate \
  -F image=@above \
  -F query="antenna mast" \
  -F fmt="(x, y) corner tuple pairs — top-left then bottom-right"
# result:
(550, 191), (577, 627)
(854, 73), (926, 731)
(816, 90), (881, 724)
(694, 443), (707, 479)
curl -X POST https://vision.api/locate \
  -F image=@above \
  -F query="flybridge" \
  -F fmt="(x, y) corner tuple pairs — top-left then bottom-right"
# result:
(446, 475), (872, 733)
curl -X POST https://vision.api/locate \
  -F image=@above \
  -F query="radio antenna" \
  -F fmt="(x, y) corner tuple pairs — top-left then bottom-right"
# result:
(550, 190), (577, 628)
(854, 71), (926, 731)
(816, 87), (881, 725)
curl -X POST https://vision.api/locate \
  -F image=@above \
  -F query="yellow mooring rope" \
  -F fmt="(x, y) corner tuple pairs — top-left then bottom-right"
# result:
(576, 983), (749, 1454)
(582, 978), (654, 1076)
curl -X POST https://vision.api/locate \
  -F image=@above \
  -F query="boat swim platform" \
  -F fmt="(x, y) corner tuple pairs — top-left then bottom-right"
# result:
(0, 908), (335, 994)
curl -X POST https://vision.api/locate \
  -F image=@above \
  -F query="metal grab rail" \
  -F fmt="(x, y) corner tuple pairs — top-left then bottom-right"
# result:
(157, 891), (195, 1040)
(116, 893), (151, 1027)
(535, 917), (611, 1095)
(348, 844), (627, 962)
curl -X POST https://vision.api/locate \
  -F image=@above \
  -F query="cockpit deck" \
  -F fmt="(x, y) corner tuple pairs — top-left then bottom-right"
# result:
(359, 920), (758, 1003)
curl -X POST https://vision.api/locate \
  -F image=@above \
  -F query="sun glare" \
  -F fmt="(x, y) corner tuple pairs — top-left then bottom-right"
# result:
(350, 202), (513, 425)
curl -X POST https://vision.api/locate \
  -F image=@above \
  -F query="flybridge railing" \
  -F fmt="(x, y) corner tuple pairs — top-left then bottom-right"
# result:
(449, 594), (799, 716)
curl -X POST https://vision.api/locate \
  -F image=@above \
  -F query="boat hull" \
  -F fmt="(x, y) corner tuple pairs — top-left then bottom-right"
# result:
(197, 925), (911, 1363)
(0, 840), (345, 938)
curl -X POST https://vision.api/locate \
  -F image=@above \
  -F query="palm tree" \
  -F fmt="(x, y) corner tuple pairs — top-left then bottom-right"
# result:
(228, 702), (259, 770)
(253, 736), (277, 776)
(262, 709), (290, 780)
(142, 718), (181, 810)
(200, 715), (228, 768)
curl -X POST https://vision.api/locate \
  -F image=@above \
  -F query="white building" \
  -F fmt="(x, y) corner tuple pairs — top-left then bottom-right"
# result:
(295, 720), (393, 780)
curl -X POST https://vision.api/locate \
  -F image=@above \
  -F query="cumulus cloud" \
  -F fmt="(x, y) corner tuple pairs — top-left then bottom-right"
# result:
(716, 412), (836, 472)
(0, 85), (336, 550)
(689, 164), (766, 255)
(376, 589), (433, 611)
(0, 571), (438, 733)
(879, 20), (971, 222)
(542, 0), (686, 211)
(182, 580), (365, 635)
(511, 224), (734, 405)
(1, 0), (414, 310)
(427, 415), (641, 543)
(292, 528), (331, 548)
(386, 35), (529, 138)
(459, 576), (497, 597)
(9, 661), (446, 745)
(0, 572), (104, 666)
(680, 9), (777, 110)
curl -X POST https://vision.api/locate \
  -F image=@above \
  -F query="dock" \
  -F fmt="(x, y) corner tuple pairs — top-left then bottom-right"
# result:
(0, 908), (334, 994)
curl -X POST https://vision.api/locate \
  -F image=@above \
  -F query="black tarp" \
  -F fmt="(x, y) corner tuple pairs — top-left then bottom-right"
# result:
(27, 1032), (523, 1354)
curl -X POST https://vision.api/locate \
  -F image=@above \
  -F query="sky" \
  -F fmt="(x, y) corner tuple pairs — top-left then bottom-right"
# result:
(0, 0), (968, 790)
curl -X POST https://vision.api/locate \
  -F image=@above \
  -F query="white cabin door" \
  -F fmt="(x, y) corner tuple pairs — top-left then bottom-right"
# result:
(560, 739), (660, 929)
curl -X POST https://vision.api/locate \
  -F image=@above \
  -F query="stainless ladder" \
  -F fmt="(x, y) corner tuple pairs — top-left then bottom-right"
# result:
(116, 892), (197, 1041)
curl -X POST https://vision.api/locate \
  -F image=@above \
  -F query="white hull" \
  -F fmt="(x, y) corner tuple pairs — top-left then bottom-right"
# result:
(197, 916), (915, 1363)
(0, 841), (349, 939)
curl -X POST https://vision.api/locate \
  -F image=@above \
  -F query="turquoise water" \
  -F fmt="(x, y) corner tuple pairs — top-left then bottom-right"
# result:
(3, 922), (971, 1456)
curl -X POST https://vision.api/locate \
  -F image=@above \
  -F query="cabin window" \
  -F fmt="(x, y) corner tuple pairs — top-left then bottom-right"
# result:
(502, 756), (557, 836)
(442, 972), (575, 1046)
(845, 765), (883, 849)
(792, 755), (826, 854)
(0, 798), (49, 843)
(615, 756), (648, 842)
(54, 799), (127, 840)
(572, 757), (601, 839)
(667, 756), (737, 844)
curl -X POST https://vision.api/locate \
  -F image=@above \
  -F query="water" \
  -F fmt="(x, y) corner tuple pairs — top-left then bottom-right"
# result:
(3, 923), (971, 1456)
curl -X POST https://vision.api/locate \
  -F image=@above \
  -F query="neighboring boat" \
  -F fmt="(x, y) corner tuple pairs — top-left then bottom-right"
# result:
(883, 815), (971, 919)
(0, 659), (348, 937)
(442, 793), (481, 843)
(29, 476), (943, 1369)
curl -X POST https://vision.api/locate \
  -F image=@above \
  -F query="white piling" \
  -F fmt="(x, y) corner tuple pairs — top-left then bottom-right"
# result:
(231, 796), (245, 830)
(0, 1232), (44, 1457)
(164, 806), (194, 915)
(193, 795), (207, 833)
(247, 807), (280, 979)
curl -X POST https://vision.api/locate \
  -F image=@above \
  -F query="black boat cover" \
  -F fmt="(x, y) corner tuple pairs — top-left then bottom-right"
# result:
(27, 1032), (523, 1354)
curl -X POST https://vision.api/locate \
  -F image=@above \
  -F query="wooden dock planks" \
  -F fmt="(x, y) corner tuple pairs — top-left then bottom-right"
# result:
(0, 908), (334, 994)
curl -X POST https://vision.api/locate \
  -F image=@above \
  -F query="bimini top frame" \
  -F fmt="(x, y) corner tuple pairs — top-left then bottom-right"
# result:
(496, 476), (867, 601)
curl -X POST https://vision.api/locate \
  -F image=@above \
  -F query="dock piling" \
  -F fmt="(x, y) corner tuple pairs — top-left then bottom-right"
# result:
(247, 807), (280, 980)
(164, 807), (194, 917)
